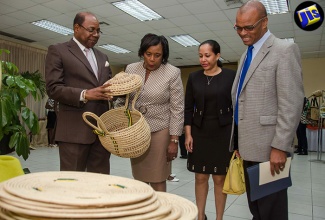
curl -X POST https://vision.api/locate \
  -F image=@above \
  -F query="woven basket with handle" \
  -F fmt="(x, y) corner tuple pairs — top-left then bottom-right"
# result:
(82, 89), (151, 158)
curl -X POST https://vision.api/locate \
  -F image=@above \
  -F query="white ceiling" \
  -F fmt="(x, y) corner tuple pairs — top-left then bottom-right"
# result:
(0, 0), (324, 67)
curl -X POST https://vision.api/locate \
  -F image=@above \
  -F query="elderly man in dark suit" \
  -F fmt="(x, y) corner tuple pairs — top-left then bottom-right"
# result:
(230, 1), (304, 219)
(46, 12), (112, 174)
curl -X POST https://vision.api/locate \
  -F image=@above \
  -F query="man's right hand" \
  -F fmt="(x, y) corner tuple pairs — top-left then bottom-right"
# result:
(85, 83), (113, 101)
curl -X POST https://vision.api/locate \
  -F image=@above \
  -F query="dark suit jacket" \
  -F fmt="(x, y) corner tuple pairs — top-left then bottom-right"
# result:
(45, 39), (112, 144)
(184, 68), (236, 127)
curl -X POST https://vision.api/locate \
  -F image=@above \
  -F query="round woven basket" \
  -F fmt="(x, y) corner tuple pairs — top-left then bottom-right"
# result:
(83, 89), (151, 158)
(104, 71), (143, 96)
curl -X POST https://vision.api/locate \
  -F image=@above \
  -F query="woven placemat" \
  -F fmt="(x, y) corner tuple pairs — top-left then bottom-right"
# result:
(0, 184), (157, 213)
(108, 198), (172, 220)
(2, 171), (154, 207)
(156, 192), (198, 220)
(0, 196), (160, 219)
(104, 71), (142, 96)
(0, 192), (158, 217)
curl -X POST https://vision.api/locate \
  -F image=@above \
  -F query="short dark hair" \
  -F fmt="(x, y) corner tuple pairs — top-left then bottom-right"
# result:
(199, 40), (223, 67)
(73, 12), (96, 26)
(138, 33), (169, 64)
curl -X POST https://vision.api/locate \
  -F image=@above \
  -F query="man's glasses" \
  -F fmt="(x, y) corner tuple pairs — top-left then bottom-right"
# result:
(78, 24), (102, 35)
(233, 17), (266, 32)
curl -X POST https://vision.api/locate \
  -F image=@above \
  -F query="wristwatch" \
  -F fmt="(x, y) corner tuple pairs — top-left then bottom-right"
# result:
(170, 139), (179, 144)
(82, 90), (88, 103)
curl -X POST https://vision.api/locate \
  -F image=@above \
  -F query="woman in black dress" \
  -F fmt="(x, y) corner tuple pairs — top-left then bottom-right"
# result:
(184, 40), (235, 220)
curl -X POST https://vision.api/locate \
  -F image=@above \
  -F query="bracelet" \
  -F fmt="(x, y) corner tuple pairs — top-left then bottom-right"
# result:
(170, 139), (179, 144)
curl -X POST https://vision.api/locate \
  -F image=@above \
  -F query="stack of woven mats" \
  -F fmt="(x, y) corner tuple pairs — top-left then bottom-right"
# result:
(0, 171), (197, 219)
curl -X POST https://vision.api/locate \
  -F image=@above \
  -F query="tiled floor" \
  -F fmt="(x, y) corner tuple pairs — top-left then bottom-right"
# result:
(8, 147), (325, 220)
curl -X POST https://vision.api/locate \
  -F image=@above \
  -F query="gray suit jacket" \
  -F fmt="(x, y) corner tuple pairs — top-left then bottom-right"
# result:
(46, 39), (112, 144)
(230, 34), (304, 162)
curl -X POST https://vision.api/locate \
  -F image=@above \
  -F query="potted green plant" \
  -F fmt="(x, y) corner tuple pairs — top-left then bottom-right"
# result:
(0, 49), (45, 160)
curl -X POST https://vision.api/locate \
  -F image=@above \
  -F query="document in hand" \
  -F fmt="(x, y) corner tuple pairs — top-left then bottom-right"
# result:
(246, 157), (292, 201)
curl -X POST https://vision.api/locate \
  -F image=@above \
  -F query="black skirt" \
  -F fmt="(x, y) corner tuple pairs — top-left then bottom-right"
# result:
(187, 116), (232, 175)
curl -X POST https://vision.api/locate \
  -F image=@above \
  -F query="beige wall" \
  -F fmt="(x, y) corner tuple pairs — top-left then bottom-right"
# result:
(301, 58), (325, 97)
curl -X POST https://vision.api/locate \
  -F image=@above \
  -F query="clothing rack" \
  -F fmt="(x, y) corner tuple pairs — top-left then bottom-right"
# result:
(310, 90), (325, 162)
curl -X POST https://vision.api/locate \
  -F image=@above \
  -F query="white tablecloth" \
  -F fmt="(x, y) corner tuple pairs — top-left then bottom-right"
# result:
(306, 128), (325, 152)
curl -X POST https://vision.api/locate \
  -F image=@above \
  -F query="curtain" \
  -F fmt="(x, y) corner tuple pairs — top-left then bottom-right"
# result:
(0, 39), (48, 119)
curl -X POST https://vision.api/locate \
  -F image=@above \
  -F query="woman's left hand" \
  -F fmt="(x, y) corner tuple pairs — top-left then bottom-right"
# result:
(167, 142), (178, 162)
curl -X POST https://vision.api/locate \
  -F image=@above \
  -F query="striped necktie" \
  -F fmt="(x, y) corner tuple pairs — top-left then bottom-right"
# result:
(84, 48), (98, 79)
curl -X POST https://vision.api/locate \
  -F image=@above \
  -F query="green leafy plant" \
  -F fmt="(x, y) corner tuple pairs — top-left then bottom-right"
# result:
(0, 49), (45, 160)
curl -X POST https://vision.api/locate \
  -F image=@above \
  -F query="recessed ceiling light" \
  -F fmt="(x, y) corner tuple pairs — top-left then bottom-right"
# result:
(31, 20), (73, 35)
(260, 0), (289, 14)
(169, 35), (200, 47)
(112, 0), (163, 21)
(98, 44), (131, 54)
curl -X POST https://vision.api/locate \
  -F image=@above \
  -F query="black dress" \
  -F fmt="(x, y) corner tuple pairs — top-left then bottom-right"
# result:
(185, 69), (235, 175)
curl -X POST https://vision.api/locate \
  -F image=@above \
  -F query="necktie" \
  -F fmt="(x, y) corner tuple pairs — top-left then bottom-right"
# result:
(234, 45), (254, 125)
(84, 48), (98, 79)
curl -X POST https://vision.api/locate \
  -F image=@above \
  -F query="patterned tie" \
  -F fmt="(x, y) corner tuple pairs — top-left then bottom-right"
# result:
(84, 48), (98, 79)
(234, 45), (254, 125)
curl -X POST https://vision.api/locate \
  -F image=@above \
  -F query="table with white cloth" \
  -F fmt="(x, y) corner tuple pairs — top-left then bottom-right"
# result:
(306, 128), (325, 152)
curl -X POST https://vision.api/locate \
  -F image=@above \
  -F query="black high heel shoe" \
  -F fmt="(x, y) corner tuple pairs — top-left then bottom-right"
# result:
(205, 214), (207, 220)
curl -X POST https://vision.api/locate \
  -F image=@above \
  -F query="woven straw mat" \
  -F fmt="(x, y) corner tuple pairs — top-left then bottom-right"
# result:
(1, 171), (153, 207)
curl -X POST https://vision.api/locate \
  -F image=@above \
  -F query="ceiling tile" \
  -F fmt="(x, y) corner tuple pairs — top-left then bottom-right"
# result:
(146, 19), (177, 29)
(67, 0), (107, 8)
(295, 35), (322, 42)
(268, 13), (292, 25)
(24, 5), (62, 18)
(141, 0), (180, 8)
(195, 11), (229, 23)
(155, 5), (191, 18)
(42, 0), (81, 13)
(205, 20), (234, 31)
(107, 14), (139, 26)
(7, 11), (42, 23)
(183, 0), (220, 14)
(0, 15), (25, 27)
(123, 23), (153, 33)
(169, 15), (201, 26)
(1, 0), (38, 10)
(0, 3), (19, 14)
(181, 24), (210, 34)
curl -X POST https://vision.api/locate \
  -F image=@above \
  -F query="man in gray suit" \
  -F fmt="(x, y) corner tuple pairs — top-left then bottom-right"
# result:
(46, 12), (112, 174)
(230, 1), (304, 219)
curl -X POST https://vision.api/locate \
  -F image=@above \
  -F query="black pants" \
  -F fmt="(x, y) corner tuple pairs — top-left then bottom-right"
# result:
(179, 133), (187, 157)
(296, 122), (308, 152)
(244, 161), (288, 220)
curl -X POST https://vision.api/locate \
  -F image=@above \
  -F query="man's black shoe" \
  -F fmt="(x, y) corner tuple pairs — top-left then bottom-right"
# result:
(294, 149), (301, 153)
(180, 155), (188, 159)
(298, 151), (308, 155)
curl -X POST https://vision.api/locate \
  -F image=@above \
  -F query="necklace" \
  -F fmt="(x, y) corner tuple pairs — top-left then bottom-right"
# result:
(206, 75), (215, 85)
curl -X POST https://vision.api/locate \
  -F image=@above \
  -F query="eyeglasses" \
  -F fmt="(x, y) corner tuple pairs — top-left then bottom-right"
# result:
(233, 17), (266, 32)
(78, 24), (102, 34)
